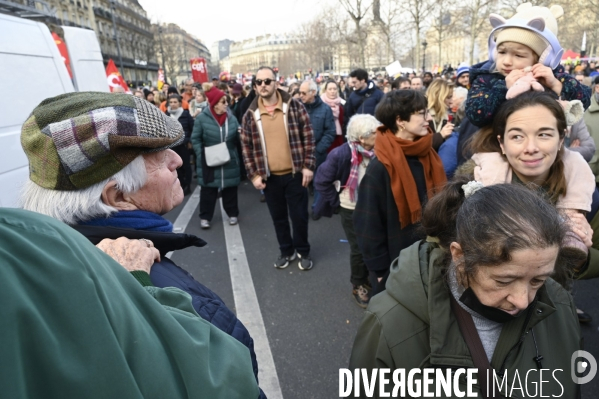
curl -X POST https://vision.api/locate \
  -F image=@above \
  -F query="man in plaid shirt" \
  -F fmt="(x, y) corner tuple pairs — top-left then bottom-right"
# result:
(241, 66), (316, 270)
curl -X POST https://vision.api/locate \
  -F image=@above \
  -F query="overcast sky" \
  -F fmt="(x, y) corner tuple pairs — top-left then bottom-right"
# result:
(138, 0), (329, 50)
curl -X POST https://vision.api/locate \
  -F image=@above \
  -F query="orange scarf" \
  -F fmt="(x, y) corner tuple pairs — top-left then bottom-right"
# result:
(375, 127), (447, 228)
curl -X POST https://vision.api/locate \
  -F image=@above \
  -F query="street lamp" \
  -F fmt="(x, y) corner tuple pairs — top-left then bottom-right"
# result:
(109, 0), (124, 74)
(422, 40), (427, 72)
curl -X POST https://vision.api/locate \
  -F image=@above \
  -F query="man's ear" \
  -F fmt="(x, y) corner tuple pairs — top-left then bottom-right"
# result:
(101, 181), (137, 211)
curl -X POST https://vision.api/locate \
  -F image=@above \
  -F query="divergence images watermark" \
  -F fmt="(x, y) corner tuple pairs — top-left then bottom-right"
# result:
(340, 351), (597, 398)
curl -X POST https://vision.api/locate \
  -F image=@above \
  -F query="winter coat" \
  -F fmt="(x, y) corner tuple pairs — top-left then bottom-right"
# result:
(349, 239), (582, 399)
(585, 94), (599, 183)
(71, 223), (266, 399)
(438, 131), (459, 179)
(313, 143), (352, 217)
(344, 80), (384, 125)
(191, 107), (241, 188)
(353, 158), (426, 282)
(567, 118), (596, 161)
(466, 60), (591, 127)
(302, 96), (336, 167)
(241, 88), (315, 181)
(1, 208), (259, 399)
(166, 108), (194, 144)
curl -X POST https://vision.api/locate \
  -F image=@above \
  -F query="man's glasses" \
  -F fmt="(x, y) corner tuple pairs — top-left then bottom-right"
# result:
(256, 79), (274, 86)
(299, 91), (308, 95)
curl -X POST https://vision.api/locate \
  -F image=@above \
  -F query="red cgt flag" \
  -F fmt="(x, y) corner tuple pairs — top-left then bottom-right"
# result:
(190, 58), (208, 83)
(106, 59), (130, 93)
(52, 32), (72, 79)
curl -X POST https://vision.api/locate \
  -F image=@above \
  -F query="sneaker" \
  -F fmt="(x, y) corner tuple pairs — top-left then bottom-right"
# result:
(274, 252), (296, 269)
(297, 253), (313, 271)
(229, 217), (238, 226)
(352, 285), (371, 308)
(200, 219), (210, 229)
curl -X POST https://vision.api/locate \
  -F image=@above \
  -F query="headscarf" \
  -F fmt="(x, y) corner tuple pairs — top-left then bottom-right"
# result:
(375, 126), (447, 228)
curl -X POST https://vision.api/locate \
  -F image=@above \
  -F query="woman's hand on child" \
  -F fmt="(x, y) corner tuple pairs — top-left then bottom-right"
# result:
(531, 64), (563, 95)
(505, 69), (526, 89)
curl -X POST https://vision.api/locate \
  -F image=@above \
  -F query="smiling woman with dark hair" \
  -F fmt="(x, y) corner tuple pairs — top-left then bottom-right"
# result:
(353, 90), (446, 294)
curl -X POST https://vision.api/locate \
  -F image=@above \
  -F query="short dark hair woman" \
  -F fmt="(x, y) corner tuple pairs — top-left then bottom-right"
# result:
(350, 179), (582, 398)
(353, 90), (446, 294)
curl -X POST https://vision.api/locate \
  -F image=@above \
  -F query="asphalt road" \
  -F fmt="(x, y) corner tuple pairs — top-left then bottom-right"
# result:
(165, 180), (599, 399)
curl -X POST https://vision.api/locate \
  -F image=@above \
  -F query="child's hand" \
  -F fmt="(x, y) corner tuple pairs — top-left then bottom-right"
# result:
(531, 64), (562, 94)
(505, 69), (526, 89)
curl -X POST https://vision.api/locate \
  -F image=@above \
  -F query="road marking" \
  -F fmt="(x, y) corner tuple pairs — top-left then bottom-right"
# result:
(166, 186), (200, 259)
(220, 200), (284, 399)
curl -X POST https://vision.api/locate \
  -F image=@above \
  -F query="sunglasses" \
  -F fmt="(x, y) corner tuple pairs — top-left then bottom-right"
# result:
(255, 79), (274, 86)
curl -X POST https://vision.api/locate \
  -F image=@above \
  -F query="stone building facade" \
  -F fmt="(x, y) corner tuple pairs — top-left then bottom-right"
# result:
(151, 22), (211, 86)
(2, 0), (159, 84)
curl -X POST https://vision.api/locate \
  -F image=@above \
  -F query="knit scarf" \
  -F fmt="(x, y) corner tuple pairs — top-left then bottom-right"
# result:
(320, 94), (342, 135)
(210, 108), (227, 126)
(345, 141), (374, 201)
(78, 210), (173, 232)
(168, 107), (183, 120)
(375, 127), (447, 228)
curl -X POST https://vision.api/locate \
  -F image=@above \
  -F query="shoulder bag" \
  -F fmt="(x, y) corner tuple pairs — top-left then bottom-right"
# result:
(449, 295), (500, 399)
(205, 118), (230, 167)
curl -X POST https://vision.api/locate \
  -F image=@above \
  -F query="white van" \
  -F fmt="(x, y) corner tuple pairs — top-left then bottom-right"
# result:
(0, 13), (108, 208)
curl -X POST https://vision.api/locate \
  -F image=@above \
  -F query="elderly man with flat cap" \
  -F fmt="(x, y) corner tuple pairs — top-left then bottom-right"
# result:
(19, 92), (265, 399)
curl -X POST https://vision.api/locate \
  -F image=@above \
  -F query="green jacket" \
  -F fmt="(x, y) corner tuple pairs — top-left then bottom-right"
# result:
(584, 94), (599, 183)
(349, 240), (582, 398)
(191, 107), (241, 188)
(0, 208), (259, 399)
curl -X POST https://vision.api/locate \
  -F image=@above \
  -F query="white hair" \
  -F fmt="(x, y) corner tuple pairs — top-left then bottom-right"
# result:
(347, 114), (381, 142)
(20, 155), (147, 225)
(453, 86), (468, 103)
(303, 80), (318, 92)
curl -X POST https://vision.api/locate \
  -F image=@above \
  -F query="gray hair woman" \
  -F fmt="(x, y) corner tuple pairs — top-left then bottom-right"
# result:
(314, 114), (379, 308)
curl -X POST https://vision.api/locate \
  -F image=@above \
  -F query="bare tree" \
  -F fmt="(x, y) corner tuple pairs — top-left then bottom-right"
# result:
(338, 0), (373, 68)
(457, 0), (499, 65)
(398, 0), (436, 71)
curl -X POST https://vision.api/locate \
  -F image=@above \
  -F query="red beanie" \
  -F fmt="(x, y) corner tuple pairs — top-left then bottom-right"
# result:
(206, 88), (226, 108)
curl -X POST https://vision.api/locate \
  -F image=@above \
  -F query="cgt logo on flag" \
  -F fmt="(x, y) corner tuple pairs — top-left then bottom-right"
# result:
(190, 57), (208, 83)
(106, 59), (130, 93)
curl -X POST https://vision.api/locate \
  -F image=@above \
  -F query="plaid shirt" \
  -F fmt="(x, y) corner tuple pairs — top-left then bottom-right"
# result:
(241, 89), (315, 181)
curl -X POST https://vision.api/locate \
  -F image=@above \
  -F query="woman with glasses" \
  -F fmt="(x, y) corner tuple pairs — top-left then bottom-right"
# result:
(353, 90), (447, 294)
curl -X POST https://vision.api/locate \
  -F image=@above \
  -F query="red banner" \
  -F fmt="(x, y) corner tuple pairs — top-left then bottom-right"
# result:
(52, 32), (72, 78)
(106, 59), (130, 93)
(190, 58), (208, 83)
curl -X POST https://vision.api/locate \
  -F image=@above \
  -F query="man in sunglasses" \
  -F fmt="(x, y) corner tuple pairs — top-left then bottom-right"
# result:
(241, 66), (316, 271)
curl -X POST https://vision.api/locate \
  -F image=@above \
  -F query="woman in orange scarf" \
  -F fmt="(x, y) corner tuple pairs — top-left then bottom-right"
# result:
(354, 90), (447, 294)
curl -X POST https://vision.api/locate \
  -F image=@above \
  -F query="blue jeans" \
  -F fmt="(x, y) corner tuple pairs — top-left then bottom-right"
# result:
(263, 173), (310, 257)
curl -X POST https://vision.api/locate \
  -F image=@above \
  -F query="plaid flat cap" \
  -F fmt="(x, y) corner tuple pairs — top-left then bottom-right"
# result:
(21, 92), (184, 190)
